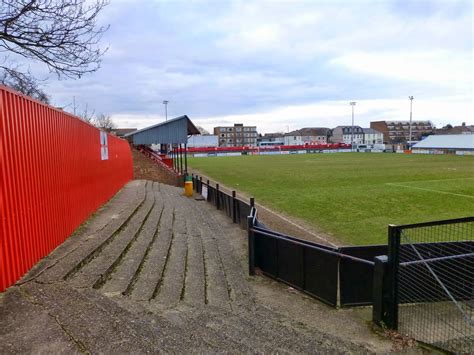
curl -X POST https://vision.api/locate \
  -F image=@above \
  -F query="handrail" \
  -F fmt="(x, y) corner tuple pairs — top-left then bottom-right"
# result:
(137, 146), (180, 175)
(400, 252), (474, 266)
(390, 216), (474, 230)
(252, 225), (337, 251)
(251, 227), (375, 266)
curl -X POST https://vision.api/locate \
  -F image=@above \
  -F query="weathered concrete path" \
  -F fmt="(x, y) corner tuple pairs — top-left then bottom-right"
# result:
(0, 181), (393, 353)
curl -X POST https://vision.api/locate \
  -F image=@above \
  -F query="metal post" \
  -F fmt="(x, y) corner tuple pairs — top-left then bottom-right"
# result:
(174, 145), (177, 172)
(250, 197), (255, 208)
(387, 225), (401, 330)
(372, 255), (389, 326)
(172, 145), (175, 171)
(216, 183), (220, 209)
(180, 144), (183, 175)
(206, 179), (210, 201)
(232, 191), (237, 223)
(247, 216), (255, 276)
(408, 96), (414, 150)
(176, 144), (179, 174)
(350, 101), (356, 152)
(199, 177), (202, 194)
(163, 100), (168, 121)
(184, 143), (188, 174)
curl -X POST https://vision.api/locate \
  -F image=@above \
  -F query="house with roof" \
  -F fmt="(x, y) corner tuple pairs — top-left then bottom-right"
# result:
(362, 128), (383, 145)
(331, 126), (364, 145)
(284, 127), (330, 145)
(257, 133), (285, 147)
(435, 122), (474, 135)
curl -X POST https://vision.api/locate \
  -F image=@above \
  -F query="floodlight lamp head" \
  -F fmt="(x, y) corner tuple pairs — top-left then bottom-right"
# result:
(350, 101), (356, 106)
(409, 96), (414, 100)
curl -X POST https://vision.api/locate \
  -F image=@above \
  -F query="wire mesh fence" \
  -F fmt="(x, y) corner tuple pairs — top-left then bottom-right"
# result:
(397, 219), (474, 353)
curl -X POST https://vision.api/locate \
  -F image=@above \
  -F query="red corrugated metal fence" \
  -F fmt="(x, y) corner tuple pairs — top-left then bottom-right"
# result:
(0, 85), (133, 292)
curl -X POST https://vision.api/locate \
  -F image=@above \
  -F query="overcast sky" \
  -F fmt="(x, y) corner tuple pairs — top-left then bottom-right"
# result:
(45, 0), (472, 133)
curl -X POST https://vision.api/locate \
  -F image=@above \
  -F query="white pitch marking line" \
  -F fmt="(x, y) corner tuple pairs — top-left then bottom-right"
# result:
(394, 177), (474, 184)
(386, 183), (474, 199)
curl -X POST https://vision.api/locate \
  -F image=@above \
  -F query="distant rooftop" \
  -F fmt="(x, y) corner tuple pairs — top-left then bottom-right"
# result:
(413, 135), (474, 150)
(286, 127), (330, 136)
(362, 128), (382, 134)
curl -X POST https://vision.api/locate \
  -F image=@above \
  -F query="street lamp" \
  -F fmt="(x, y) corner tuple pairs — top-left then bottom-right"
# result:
(163, 100), (169, 121)
(408, 96), (414, 150)
(350, 101), (356, 152)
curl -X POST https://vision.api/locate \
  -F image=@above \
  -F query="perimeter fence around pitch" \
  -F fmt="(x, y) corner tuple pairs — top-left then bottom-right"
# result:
(192, 174), (473, 353)
(193, 174), (404, 307)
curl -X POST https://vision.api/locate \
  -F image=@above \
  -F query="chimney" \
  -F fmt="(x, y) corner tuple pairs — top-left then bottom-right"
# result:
(462, 122), (466, 126)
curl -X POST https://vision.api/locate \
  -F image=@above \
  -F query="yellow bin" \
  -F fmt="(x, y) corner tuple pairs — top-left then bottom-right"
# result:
(184, 176), (193, 197)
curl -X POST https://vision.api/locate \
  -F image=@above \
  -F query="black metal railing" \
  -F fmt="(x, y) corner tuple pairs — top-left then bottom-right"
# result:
(192, 174), (253, 230)
(192, 173), (386, 308)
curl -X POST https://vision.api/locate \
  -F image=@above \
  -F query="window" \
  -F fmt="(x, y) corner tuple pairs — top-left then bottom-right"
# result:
(220, 128), (225, 132)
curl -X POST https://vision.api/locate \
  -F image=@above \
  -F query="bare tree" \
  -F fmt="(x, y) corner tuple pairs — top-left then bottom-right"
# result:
(94, 113), (115, 132)
(0, 0), (109, 80)
(0, 67), (49, 103)
(78, 103), (95, 123)
(196, 125), (210, 135)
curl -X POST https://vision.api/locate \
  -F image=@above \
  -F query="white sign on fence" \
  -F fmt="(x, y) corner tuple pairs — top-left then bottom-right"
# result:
(100, 131), (109, 160)
(201, 185), (208, 199)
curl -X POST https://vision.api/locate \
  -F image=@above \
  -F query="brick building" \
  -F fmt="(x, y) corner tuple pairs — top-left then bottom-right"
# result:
(370, 120), (434, 144)
(213, 123), (258, 147)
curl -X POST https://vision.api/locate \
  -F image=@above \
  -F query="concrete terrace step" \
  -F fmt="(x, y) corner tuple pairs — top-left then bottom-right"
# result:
(100, 186), (164, 296)
(32, 180), (148, 284)
(1, 180), (393, 354)
(68, 182), (156, 288)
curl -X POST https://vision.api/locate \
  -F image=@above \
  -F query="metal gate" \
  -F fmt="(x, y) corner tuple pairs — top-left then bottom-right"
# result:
(387, 218), (474, 353)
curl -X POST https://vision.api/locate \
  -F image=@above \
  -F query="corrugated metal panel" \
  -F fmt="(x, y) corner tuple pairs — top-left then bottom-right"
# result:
(126, 115), (199, 144)
(413, 135), (474, 150)
(0, 85), (133, 292)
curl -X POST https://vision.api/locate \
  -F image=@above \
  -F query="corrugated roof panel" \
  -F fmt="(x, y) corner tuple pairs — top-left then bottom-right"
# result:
(124, 115), (199, 144)
(413, 135), (474, 149)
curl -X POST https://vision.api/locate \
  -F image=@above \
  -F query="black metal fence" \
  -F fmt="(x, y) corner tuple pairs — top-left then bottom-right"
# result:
(374, 217), (474, 353)
(251, 225), (339, 305)
(192, 175), (252, 230)
(192, 174), (386, 308)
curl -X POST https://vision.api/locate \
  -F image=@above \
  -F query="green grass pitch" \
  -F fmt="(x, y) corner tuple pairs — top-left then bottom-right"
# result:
(188, 153), (474, 245)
